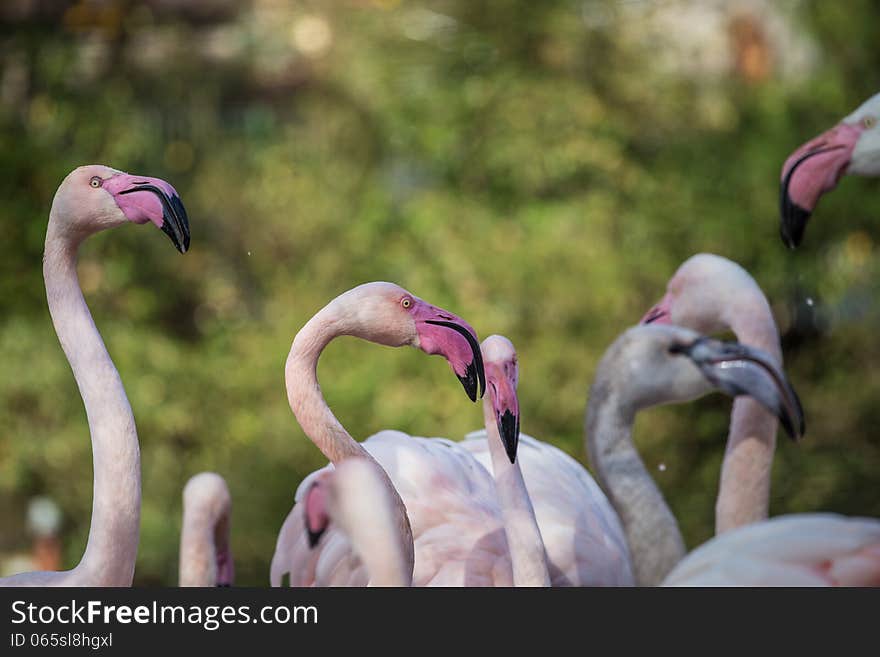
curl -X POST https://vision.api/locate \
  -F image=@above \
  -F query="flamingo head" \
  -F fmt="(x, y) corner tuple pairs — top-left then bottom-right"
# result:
(335, 283), (485, 401)
(640, 254), (762, 335)
(481, 335), (520, 464)
(304, 471), (332, 549)
(614, 326), (805, 441)
(670, 336), (805, 440)
(780, 93), (880, 248)
(53, 165), (190, 252)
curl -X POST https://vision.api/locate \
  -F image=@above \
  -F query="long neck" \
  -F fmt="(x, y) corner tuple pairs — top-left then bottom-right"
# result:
(586, 382), (685, 586)
(42, 219), (140, 586)
(284, 305), (415, 573)
(179, 503), (231, 586)
(482, 400), (550, 587)
(333, 461), (413, 587)
(716, 302), (782, 533)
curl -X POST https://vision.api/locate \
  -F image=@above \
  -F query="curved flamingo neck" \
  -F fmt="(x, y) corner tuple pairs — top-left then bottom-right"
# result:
(330, 460), (413, 586)
(179, 483), (234, 586)
(481, 400), (550, 586)
(716, 296), (782, 533)
(586, 379), (685, 586)
(284, 298), (415, 573)
(37, 216), (140, 585)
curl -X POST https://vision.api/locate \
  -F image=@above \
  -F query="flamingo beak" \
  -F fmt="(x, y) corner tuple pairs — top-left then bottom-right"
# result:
(304, 480), (329, 549)
(779, 123), (861, 248)
(672, 338), (805, 441)
(485, 361), (520, 463)
(641, 292), (673, 325)
(105, 173), (191, 253)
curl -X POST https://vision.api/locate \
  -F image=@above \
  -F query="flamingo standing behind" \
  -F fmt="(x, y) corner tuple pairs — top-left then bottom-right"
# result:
(270, 282), (522, 587)
(0, 165), (190, 587)
(663, 514), (880, 586)
(642, 253), (791, 533)
(780, 92), (880, 247)
(179, 473), (234, 587)
(462, 337), (634, 586)
(585, 324), (804, 585)
(300, 458), (414, 586)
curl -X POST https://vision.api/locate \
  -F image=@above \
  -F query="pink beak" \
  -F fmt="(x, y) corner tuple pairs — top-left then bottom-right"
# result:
(304, 478), (330, 549)
(103, 172), (191, 253)
(215, 543), (234, 587)
(485, 361), (520, 463)
(413, 302), (485, 402)
(641, 292), (673, 325)
(779, 122), (861, 248)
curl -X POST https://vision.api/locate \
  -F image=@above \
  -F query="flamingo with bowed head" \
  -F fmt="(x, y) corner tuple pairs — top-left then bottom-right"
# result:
(298, 458), (414, 586)
(271, 282), (527, 587)
(293, 334), (554, 587)
(642, 253), (792, 533)
(780, 92), (880, 248)
(661, 513), (880, 586)
(462, 336), (634, 586)
(179, 473), (234, 587)
(0, 165), (190, 587)
(585, 324), (804, 586)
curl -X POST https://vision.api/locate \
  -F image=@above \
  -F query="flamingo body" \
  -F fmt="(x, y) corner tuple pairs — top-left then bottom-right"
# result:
(663, 514), (880, 586)
(461, 431), (634, 586)
(272, 430), (514, 587)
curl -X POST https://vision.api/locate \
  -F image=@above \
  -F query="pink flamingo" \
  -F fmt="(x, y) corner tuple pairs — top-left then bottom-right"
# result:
(270, 282), (524, 587)
(460, 335), (551, 586)
(299, 458), (414, 586)
(288, 333), (557, 587)
(641, 253), (792, 533)
(179, 473), (234, 587)
(662, 514), (880, 586)
(780, 92), (880, 247)
(0, 165), (190, 587)
(462, 336), (635, 586)
(586, 324), (804, 585)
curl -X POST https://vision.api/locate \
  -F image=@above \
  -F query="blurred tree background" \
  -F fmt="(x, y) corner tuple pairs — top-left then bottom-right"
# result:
(1, 0), (878, 585)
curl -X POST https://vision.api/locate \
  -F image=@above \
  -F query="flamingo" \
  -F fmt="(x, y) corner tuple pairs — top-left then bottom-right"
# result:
(462, 336), (634, 586)
(0, 165), (190, 587)
(179, 473), (234, 587)
(300, 458), (413, 586)
(780, 92), (880, 247)
(585, 324), (804, 586)
(457, 335), (551, 586)
(270, 282), (523, 587)
(641, 253), (790, 533)
(288, 333), (557, 587)
(662, 514), (880, 586)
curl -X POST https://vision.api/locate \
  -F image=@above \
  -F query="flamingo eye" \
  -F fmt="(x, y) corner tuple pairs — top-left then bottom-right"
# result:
(89, 176), (102, 188)
(401, 297), (412, 309)
(863, 116), (877, 129)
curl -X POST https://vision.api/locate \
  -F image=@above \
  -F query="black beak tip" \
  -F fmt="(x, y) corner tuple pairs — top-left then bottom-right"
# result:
(498, 410), (520, 464)
(779, 189), (809, 250)
(458, 361), (480, 403)
(307, 528), (325, 549)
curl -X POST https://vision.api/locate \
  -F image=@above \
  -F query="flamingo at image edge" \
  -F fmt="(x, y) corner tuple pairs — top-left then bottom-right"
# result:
(270, 282), (526, 586)
(642, 253), (790, 534)
(585, 324), (804, 586)
(462, 337), (635, 586)
(0, 165), (190, 587)
(780, 92), (880, 247)
(179, 473), (234, 587)
(662, 513), (880, 586)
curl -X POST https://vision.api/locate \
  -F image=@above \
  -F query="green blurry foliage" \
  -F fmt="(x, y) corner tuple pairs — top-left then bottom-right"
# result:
(0, 0), (879, 584)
